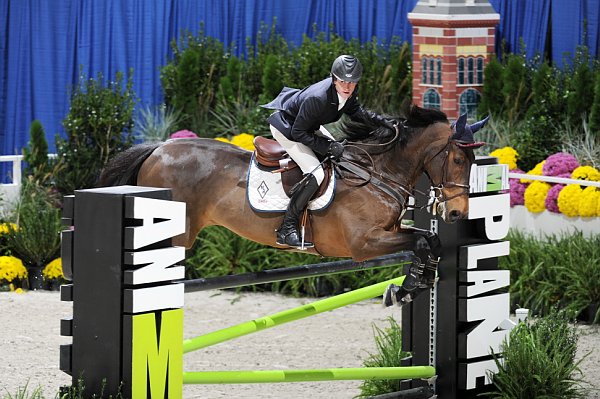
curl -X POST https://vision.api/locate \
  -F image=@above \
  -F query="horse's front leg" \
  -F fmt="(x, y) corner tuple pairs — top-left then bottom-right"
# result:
(352, 226), (441, 307)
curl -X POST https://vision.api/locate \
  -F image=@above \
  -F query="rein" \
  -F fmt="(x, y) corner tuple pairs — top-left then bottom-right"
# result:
(335, 123), (471, 211)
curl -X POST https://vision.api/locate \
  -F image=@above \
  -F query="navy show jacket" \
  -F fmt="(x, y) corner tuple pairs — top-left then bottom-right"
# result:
(262, 77), (384, 156)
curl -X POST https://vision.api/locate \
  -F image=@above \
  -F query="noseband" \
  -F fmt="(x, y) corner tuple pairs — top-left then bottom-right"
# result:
(424, 139), (471, 204)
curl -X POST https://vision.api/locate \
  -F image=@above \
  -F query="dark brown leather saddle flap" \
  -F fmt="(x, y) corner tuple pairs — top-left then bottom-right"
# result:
(253, 136), (332, 198)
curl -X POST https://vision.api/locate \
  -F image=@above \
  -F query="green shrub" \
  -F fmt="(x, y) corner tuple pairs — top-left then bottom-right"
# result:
(22, 120), (51, 186)
(2, 178), (61, 269)
(478, 55), (505, 118)
(185, 226), (408, 297)
(55, 70), (135, 195)
(160, 21), (411, 138)
(134, 104), (182, 143)
(357, 317), (412, 398)
(485, 310), (587, 399)
(500, 230), (600, 323)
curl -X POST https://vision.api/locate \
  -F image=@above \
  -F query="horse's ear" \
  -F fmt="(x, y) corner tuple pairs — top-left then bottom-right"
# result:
(451, 113), (468, 140)
(469, 115), (490, 133)
(399, 99), (412, 120)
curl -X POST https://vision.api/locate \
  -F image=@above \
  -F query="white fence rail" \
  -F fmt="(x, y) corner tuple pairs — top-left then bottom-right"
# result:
(0, 155), (24, 208)
(507, 172), (600, 188)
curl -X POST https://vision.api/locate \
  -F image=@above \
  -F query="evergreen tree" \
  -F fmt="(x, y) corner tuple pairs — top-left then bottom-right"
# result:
(589, 71), (600, 138)
(501, 53), (531, 125)
(478, 55), (504, 118)
(22, 120), (50, 185)
(261, 54), (282, 102)
(514, 62), (562, 171)
(218, 56), (242, 102)
(566, 58), (594, 124)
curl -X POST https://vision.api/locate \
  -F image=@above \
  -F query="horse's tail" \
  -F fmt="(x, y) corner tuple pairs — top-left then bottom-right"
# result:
(97, 143), (160, 187)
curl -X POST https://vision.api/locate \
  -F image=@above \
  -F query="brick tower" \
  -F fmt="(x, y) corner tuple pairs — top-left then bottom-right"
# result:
(408, 0), (500, 119)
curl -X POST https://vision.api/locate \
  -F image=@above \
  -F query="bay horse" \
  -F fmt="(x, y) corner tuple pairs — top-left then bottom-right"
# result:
(98, 105), (487, 305)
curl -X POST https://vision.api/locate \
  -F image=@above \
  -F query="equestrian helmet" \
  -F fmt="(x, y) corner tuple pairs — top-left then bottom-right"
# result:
(331, 55), (363, 83)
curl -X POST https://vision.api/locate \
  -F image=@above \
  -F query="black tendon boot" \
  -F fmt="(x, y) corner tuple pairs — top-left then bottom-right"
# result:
(382, 259), (427, 307)
(276, 174), (319, 249)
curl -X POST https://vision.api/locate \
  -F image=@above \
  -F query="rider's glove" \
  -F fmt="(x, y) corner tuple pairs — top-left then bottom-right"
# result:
(382, 118), (397, 131)
(327, 141), (345, 161)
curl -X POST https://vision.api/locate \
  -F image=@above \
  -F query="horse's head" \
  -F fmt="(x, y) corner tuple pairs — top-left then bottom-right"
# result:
(422, 112), (489, 223)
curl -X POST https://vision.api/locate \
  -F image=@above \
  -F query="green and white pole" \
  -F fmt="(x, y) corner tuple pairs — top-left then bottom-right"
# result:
(183, 275), (406, 354)
(183, 366), (435, 384)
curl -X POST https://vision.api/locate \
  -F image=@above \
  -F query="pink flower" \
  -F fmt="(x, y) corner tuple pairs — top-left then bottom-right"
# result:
(509, 169), (528, 207)
(542, 152), (579, 177)
(545, 184), (564, 213)
(170, 130), (198, 139)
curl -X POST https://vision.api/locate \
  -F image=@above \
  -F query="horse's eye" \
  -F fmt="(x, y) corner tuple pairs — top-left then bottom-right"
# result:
(454, 156), (464, 165)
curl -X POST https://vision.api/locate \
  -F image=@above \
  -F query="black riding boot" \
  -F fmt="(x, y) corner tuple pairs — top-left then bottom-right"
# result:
(276, 174), (319, 249)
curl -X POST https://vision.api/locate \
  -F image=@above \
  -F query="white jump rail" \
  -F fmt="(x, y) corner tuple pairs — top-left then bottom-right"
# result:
(508, 172), (600, 188)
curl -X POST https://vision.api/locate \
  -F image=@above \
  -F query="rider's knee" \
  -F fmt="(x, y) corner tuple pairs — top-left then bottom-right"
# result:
(313, 167), (325, 185)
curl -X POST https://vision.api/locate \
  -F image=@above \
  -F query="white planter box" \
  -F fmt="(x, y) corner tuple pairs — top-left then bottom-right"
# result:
(510, 205), (600, 239)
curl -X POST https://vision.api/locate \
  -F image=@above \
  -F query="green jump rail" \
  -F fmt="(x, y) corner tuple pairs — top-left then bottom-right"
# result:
(182, 366), (436, 384)
(183, 275), (406, 353)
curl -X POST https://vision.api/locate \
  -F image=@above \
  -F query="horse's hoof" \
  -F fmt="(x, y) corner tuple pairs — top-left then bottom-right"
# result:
(382, 284), (400, 307)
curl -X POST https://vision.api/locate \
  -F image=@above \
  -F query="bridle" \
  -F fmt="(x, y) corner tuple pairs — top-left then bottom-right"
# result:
(336, 123), (472, 211)
(422, 138), (471, 205)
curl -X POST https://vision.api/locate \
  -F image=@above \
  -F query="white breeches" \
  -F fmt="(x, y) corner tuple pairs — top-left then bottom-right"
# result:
(270, 125), (325, 185)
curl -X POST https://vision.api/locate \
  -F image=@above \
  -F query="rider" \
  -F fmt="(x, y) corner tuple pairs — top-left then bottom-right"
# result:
(262, 55), (397, 249)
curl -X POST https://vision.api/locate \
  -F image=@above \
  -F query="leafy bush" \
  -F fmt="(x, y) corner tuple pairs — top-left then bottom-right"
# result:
(500, 230), (600, 323)
(22, 120), (52, 186)
(185, 226), (408, 297)
(486, 310), (587, 399)
(357, 317), (412, 398)
(55, 69), (135, 195)
(2, 179), (61, 269)
(160, 21), (412, 138)
(134, 104), (182, 143)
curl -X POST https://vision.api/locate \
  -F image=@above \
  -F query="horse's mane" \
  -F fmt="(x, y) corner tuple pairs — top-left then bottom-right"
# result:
(338, 104), (449, 147)
(405, 104), (448, 127)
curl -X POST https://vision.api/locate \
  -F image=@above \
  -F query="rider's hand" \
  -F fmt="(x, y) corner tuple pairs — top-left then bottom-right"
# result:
(328, 141), (344, 161)
(383, 118), (397, 131)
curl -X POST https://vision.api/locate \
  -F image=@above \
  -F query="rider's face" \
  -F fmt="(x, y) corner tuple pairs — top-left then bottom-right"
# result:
(334, 78), (357, 100)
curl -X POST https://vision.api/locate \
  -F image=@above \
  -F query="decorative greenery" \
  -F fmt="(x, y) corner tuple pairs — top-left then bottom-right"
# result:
(185, 225), (407, 297)
(486, 309), (587, 399)
(500, 230), (600, 323)
(55, 69), (135, 195)
(134, 104), (182, 143)
(160, 21), (412, 138)
(22, 120), (52, 186)
(2, 179), (62, 269)
(357, 317), (411, 398)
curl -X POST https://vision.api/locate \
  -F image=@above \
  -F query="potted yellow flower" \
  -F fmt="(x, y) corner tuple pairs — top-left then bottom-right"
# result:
(0, 255), (28, 291)
(42, 258), (65, 290)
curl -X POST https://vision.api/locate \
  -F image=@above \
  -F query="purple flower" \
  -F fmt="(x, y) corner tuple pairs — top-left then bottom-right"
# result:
(542, 152), (579, 177)
(170, 129), (198, 139)
(509, 169), (527, 207)
(545, 184), (565, 213)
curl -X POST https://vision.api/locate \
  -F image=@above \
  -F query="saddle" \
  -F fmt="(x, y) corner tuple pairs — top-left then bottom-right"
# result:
(253, 136), (332, 198)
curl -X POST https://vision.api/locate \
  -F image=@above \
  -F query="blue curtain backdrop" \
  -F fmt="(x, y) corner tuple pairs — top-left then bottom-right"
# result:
(1, 0), (600, 162)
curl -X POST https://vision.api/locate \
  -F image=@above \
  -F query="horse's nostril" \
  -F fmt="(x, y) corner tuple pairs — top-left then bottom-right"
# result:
(449, 210), (461, 221)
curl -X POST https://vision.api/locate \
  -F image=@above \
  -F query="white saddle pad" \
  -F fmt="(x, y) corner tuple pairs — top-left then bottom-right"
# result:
(246, 154), (335, 212)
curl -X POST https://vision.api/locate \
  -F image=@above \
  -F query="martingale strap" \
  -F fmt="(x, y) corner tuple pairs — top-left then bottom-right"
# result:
(335, 161), (407, 209)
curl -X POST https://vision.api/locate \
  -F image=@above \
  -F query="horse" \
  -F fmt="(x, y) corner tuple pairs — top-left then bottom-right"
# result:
(98, 104), (488, 305)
